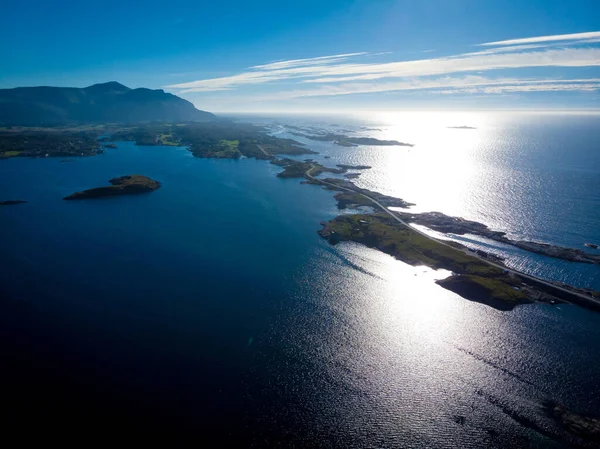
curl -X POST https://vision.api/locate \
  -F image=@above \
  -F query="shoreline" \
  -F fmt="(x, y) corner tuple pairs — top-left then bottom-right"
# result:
(302, 166), (600, 312)
(3, 122), (599, 311)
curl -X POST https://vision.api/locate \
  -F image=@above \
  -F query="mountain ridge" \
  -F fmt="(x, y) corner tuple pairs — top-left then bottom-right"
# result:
(0, 81), (215, 125)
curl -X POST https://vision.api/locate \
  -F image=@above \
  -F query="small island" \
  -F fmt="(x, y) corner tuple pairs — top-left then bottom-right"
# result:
(448, 126), (477, 130)
(290, 131), (414, 147)
(336, 164), (372, 170)
(63, 175), (161, 200)
(0, 200), (27, 206)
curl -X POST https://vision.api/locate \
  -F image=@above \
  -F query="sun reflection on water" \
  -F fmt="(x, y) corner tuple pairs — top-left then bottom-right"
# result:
(351, 111), (498, 219)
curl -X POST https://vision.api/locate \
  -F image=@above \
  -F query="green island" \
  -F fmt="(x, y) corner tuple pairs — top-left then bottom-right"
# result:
(63, 175), (161, 200)
(318, 213), (528, 310)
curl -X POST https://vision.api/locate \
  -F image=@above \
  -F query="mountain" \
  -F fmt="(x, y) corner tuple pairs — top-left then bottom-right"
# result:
(0, 81), (215, 125)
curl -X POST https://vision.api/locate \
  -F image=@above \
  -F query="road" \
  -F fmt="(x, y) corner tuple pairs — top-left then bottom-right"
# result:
(305, 165), (600, 311)
(256, 144), (270, 157)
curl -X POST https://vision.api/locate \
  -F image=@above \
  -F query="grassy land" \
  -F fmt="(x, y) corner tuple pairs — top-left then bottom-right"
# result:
(334, 192), (375, 208)
(158, 133), (180, 146)
(0, 122), (314, 160)
(1, 150), (23, 157)
(319, 213), (528, 307)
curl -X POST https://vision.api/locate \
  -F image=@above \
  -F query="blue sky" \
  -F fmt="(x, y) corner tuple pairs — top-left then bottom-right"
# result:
(2, 0), (599, 111)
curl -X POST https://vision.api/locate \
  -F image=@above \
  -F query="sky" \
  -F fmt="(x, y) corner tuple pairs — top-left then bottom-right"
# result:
(1, 0), (600, 112)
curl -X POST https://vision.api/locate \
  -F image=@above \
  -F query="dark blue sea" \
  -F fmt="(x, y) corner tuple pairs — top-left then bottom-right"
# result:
(1, 112), (599, 447)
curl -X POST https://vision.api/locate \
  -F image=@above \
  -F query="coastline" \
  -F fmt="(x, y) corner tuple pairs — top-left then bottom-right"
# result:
(2, 121), (599, 312)
(303, 167), (600, 312)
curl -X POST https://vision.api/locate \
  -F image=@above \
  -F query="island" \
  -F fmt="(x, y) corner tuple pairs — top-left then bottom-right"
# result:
(318, 213), (528, 310)
(336, 164), (372, 170)
(63, 175), (161, 200)
(448, 126), (477, 129)
(290, 131), (414, 147)
(0, 200), (27, 206)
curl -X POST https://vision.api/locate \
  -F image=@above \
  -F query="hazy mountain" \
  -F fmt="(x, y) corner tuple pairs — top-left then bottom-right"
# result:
(0, 81), (215, 125)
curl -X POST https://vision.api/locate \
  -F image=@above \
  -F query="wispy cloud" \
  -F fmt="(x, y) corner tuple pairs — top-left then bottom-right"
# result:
(479, 31), (600, 47)
(444, 83), (600, 94)
(166, 31), (600, 100)
(249, 52), (367, 70)
(259, 77), (600, 100)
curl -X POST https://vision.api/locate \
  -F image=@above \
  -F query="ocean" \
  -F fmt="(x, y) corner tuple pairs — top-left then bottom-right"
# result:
(0, 112), (599, 446)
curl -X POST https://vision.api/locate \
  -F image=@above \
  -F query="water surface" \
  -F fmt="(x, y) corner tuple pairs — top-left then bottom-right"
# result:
(0, 128), (599, 446)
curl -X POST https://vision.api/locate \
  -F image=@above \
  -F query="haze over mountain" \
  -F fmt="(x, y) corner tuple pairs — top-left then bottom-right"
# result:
(0, 81), (215, 125)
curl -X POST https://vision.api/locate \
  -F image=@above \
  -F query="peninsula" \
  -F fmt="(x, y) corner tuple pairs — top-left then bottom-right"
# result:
(319, 213), (528, 310)
(301, 169), (600, 311)
(63, 175), (161, 200)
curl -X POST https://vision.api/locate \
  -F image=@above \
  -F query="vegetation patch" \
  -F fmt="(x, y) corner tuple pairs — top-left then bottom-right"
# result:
(1, 150), (23, 157)
(319, 213), (529, 309)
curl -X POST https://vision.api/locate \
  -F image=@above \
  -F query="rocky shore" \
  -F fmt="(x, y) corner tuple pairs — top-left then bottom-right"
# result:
(396, 210), (600, 264)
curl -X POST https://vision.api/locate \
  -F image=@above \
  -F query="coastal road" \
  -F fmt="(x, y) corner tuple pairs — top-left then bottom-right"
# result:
(305, 165), (600, 310)
(256, 144), (270, 157)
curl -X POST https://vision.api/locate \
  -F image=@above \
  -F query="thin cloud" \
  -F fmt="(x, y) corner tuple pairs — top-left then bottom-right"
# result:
(166, 31), (600, 98)
(249, 52), (368, 70)
(170, 48), (600, 92)
(434, 83), (600, 94)
(270, 77), (600, 99)
(479, 31), (600, 47)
